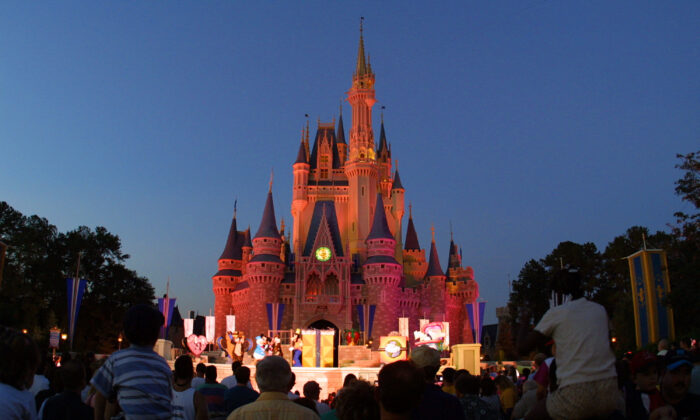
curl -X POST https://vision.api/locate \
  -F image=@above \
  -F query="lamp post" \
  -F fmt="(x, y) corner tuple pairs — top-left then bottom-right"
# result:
(118, 334), (123, 350)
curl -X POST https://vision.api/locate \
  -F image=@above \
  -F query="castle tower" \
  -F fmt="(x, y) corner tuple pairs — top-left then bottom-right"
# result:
(292, 128), (310, 256)
(363, 193), (402, 346)
(377, 120), (392, 198)
(345, 22), (378, 260)
(336, 108), (347, 163)
(245, 188), (285, 336)
(423, 228), (446, 322)
(212, 208), (245, 338)
(403, 205), (427, 286)
(391, 168), (405, 264)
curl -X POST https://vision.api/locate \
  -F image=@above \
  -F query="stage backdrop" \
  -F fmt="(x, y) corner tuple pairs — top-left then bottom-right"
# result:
(626, 249), (675, 348)
(301, 329), (334, 367)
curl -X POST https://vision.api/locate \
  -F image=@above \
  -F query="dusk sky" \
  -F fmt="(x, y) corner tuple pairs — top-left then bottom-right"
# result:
(2, 2), (698, 324)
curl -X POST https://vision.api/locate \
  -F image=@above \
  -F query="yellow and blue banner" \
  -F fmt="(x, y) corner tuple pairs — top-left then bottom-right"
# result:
(627, 249), (675, 348)
(158, 296), (176, 339)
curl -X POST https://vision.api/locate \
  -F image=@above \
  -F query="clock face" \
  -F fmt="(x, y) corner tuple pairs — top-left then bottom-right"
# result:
(315, 246), (331, 262)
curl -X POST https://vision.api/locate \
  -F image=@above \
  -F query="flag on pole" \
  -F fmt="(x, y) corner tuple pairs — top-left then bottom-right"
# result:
(266, 303), (285, 332)
(66, 277), (87, 350)
(466, 301), (486, 344)
(205, 316), (215, 343)
(184, 318), (194, 338)
(398, 317), (409, 338)
(226, 315), (236, 333)
(158, 296), (176, 339)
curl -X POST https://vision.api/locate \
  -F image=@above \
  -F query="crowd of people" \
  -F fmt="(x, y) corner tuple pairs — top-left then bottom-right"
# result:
(1, 291), (699, 419)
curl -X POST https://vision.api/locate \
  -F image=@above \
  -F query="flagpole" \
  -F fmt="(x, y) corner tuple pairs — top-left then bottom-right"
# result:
(70, 252), (82, 351)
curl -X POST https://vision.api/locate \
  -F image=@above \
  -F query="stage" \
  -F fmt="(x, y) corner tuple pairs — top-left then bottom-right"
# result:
(167, 361), (380, 400)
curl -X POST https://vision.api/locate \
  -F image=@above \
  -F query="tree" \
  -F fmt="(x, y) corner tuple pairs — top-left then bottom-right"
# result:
(0, 202), (155, 352)
(666, 151), (700, 338)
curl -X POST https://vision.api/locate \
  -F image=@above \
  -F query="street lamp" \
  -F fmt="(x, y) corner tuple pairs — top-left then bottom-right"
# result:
(21, 329), (28, 334)
(61, 333), (68, 341)
(118, 334), (123, 350)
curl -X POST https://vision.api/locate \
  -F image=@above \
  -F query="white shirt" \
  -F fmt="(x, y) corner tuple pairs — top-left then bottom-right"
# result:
(315, 401), (331, 415)
(190, 377), (205, 388)
(0, 383), (38, 420)
(221, 375), (253, 390)
(535, 298), (616, 387)
(28, 375), (49, 397)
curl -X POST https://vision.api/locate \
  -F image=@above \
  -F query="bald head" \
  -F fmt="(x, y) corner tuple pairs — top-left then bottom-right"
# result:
(255, 356), (292, 393)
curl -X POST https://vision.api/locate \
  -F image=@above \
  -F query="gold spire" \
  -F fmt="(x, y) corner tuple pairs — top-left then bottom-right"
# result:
(269, 169), (274, 193)
(409, 203), (412, 218)
(431, 224), (435, 242)
(356, 17), (367, 77)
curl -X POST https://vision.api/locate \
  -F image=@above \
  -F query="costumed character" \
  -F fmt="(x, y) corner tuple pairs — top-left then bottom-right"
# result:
(232, 333), (243, 363)
(272, 336), (283, 357)
(290, 332), (303, 367)
(217, 332), (236, 362)
(253, 335), (266, 361)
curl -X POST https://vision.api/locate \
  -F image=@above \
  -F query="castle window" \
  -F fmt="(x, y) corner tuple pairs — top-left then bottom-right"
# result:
(320, 169), (328, 179)
(305, 273), (321, 302)
(324, 273), (339, 296)
(320, 155), (329, 164)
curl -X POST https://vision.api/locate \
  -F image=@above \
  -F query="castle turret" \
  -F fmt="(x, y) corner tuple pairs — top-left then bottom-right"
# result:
(336, 108), (347, 163)
(423, 227), (446, 322)
(345, 21), (378, 260)
(377, 119), (392, 197)
(292, 125), (310, 256)
(245, 188), (285, 336)
(402, 205), (427, 286)
(212, 207), (245, 338)
(363, 194), (402, 346)
(391, 168), (405, 264)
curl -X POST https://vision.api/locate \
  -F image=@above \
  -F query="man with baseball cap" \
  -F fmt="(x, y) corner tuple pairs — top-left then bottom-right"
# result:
(409, 346), (465, 420)
(654, 349), (700, 419)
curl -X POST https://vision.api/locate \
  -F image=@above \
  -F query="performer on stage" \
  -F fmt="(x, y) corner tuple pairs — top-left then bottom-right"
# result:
(290, 332), (303, 367)
(253, 335), (266, 361)
(271, 336), (283, 357)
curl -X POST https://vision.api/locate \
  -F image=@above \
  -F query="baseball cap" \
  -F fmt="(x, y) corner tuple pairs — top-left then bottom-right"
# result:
(410, 345), (440, 368)
(662, 349), (693, 372)
(630, 351), (657, 375)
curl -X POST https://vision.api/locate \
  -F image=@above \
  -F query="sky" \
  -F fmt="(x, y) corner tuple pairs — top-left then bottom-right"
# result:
(1, 1), (698, 324)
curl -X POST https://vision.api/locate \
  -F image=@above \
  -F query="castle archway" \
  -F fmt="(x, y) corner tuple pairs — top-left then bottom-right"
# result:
(308, 319), (339, 367)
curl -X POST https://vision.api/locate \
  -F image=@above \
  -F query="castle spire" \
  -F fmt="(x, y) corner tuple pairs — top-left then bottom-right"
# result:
(367, 194), (393, 240)
(356, 17), (367, 77)
(426, 226), (444, 277)
(219, 209), (242, 260)
(404, 205), (420, 251)
(254, 190), (281, 239)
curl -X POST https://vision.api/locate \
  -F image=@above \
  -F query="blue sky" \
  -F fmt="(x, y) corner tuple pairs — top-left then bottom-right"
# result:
(1, 1), (698, 324)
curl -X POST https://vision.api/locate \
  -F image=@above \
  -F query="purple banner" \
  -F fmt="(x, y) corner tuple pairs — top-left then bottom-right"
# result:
(158, 296), (176, 339)
(66, 278), (87, 349)
(466, 301), (486, 344)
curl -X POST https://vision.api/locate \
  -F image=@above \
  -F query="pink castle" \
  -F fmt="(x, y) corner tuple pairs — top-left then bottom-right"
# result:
(212, 25), (479, 349)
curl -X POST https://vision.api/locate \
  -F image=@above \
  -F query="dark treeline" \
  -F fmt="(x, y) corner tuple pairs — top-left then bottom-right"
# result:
(506, 151), (700, 357)
(0, 202), (155, 353)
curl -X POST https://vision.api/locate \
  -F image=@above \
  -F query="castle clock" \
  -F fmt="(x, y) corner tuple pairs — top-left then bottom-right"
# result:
(315, 246), (331, 262)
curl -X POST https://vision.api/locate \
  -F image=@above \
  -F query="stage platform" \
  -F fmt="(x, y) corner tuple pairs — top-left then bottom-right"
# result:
(167, 360), (380, 400)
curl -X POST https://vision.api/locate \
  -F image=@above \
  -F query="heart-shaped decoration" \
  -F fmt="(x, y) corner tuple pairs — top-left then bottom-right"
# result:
(187, 335), (208, 357)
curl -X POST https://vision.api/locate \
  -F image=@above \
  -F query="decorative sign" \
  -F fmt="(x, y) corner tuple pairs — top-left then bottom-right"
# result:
(379, 336), (407, 363)
(413, 321), (448, 351)
(187, 335), (208, 357)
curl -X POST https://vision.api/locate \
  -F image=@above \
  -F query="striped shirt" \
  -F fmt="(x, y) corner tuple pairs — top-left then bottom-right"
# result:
(90, 345), (173, 419)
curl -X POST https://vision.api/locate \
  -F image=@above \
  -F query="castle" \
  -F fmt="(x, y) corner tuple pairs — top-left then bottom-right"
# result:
(212, 26), (479, 349)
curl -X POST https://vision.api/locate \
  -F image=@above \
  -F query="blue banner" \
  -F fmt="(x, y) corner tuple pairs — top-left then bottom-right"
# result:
(66, 278), (87, 349)
(650, 253), (670, 339)
(356, 305), (365, 332)
(466, 302), (486, 344)
(368, 305), (376, 339)
(158, 296), (176, 339)
(265, 303), (285, 332)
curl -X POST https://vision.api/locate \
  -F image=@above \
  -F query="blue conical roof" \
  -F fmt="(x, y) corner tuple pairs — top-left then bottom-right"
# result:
(367, 194), (394, 240)
(219, 215), (244, 260)
(254, 191), (281, 239)
(426, 239), (444, 277)
(392, 169), (404, 190)
(336, 114), (346, 144)
(404, 215), (420, 251)
(294, 140), (307, 164)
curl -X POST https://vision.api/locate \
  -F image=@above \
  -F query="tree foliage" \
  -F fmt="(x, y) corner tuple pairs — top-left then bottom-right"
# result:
(0, 202), (155, 353)
(506, 151), (700, 356)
